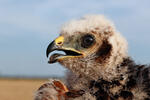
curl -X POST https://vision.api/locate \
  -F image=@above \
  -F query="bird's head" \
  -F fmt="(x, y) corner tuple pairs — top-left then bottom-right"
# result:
(47, 15), (128, 80)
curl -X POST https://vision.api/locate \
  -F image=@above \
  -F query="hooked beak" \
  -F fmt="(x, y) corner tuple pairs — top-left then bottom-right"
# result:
(46, 36), (83, 64)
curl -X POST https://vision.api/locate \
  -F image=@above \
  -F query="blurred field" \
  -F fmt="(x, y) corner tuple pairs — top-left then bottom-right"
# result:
(0, 78), (48, 100)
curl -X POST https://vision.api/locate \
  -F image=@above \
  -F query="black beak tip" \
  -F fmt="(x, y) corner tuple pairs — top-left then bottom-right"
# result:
(46, 41), (55, 58)
(46, 48), (50, 58)
(46, 47), (50, 58)
(46, 52), (49, 58)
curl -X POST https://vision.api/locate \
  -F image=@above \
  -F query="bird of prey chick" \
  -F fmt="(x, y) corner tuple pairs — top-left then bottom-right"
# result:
(35, 15), (150, 100)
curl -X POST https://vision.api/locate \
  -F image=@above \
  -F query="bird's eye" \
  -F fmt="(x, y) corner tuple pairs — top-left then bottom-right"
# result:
(81, 34), (95, 48)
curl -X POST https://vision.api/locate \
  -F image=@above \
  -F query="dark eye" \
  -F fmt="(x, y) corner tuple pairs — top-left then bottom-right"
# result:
(81, 34), (95, 48)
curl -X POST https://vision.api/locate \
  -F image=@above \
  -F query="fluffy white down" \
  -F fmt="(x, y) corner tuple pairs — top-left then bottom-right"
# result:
(61, 15), (114, 35)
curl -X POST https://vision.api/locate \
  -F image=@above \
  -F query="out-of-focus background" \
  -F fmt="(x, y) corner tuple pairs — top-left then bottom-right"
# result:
(0, 0), (150, 100)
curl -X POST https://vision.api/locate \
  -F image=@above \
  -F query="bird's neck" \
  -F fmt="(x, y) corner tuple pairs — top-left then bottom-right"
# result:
(90, 55), (131, 81)
(89, 57), (136, 99)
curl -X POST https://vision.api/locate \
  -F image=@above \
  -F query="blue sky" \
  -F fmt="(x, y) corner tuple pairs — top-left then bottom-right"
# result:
(0, 0), (150, 77)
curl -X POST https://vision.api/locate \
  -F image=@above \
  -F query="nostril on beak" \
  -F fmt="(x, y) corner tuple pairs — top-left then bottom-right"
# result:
(55, 36), (64, 46)
(57, 41), (62, 45)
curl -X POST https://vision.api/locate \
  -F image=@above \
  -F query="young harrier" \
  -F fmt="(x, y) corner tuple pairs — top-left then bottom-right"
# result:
(35, 15), (150, 100)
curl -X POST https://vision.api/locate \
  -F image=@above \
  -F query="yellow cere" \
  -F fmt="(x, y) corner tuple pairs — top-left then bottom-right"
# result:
(55, 36), (64, 45)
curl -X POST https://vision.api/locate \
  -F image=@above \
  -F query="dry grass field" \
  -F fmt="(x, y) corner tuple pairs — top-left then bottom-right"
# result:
(0, 78), (49, 100)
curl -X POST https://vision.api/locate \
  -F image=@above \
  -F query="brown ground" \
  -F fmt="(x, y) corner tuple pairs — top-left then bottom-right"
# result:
(0, 78), (48, 100)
